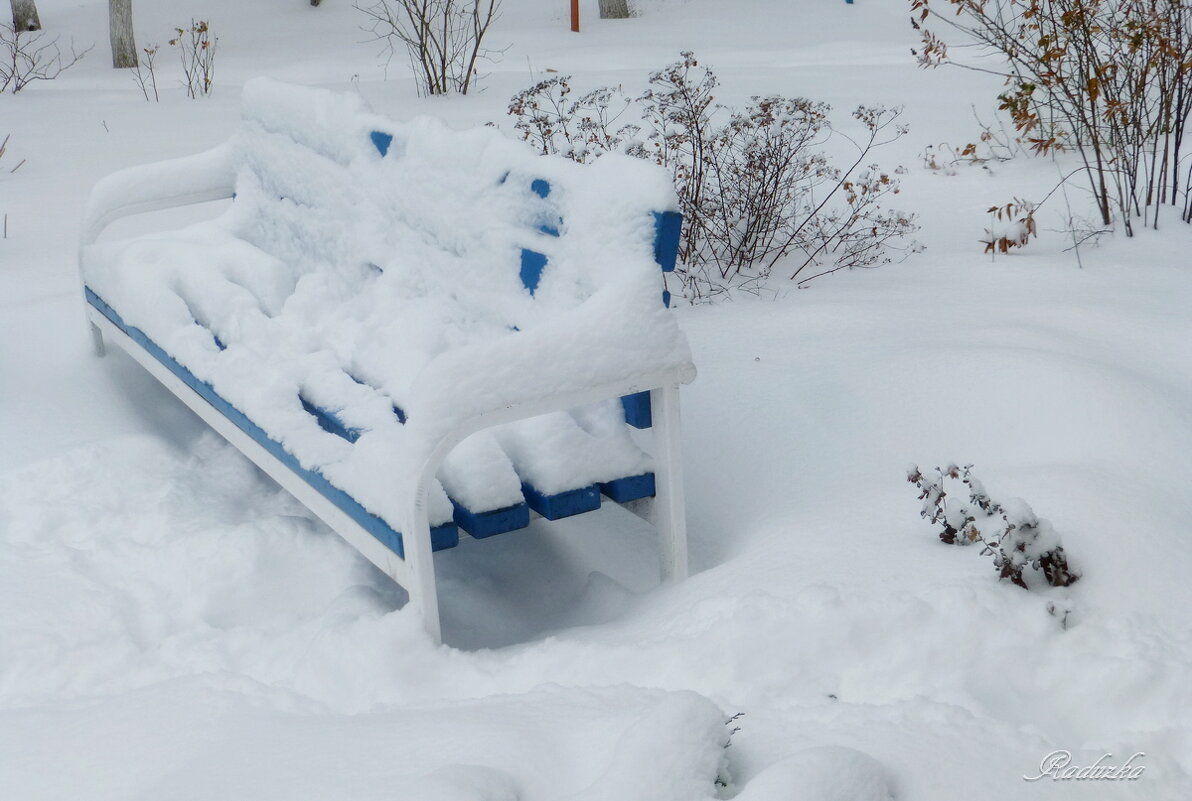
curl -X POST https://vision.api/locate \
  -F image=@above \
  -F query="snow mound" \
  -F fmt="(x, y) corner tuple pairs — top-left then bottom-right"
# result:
(734, 747), (893, 801)
(1, 680), (728, 801)
(384, 766), (522, 801)
(566, 692), (731, 801)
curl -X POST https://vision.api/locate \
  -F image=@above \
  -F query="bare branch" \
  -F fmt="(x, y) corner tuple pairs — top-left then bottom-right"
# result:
(356, 0), (501, 96)
(0, 24), (91, 93)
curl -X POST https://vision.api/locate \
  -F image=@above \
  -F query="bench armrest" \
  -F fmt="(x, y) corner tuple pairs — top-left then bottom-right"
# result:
(406, 288), (696, 448)
(80, 143), (237, 249)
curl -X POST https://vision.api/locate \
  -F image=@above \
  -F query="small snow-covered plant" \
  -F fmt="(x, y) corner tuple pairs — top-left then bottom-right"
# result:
(981, 198), (1036, 257)
(0, 23), (89, 94)
(977, 172), (1111, 259)
(131, 43), (160, 102)
(357, 0), (502, 96)
(997, 496), (1080, 589)
(907, 463), (1079, 589)
(505, 52), (920, 302)
(169, 20), (216, 98)
(715, 712), (745, 789)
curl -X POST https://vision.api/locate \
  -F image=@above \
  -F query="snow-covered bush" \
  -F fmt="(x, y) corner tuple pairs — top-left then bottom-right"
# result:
(0, 23), (88, 94)
(506, 53), (920, 302)
(907, 463), (1079, 589)
(981, 198), (1037, 256)
(715, 712), (745, 789)
(357, 0), (501, 96)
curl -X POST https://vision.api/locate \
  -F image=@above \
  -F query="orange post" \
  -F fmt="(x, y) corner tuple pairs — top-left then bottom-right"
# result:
(571, 0), (580, 32)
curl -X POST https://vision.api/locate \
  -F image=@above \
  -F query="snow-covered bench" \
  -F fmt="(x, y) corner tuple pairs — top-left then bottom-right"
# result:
(79, 79), (695, 642)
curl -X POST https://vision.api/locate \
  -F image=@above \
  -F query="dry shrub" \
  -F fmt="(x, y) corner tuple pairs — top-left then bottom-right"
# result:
(914, 0), (1192, 232)
(0, 23), (89, 94)
(507, 53), (920, 302)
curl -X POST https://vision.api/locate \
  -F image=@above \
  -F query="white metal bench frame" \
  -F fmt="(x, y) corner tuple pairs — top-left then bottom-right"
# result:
(80, 148), (694, 644)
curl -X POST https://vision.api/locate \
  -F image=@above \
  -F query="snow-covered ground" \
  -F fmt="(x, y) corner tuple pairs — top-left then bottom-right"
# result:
(3, 1), (1191, 798)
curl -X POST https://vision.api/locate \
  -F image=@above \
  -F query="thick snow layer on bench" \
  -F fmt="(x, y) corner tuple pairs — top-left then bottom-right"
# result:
(83, 78), (690, 532)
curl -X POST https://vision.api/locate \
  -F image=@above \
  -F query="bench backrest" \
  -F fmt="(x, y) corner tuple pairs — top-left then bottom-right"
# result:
(223, 78), (681, 427)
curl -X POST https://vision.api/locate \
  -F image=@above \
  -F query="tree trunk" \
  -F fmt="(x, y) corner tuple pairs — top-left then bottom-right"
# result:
(599, 0), (630, 19)
(10, 0), (41, 31)
(109, 0), (137, 68)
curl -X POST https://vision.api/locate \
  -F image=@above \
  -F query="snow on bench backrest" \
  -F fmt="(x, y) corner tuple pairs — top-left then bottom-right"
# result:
(228, 77), (687, 419)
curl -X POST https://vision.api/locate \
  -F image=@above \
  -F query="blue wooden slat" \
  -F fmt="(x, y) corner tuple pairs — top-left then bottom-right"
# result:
(599, 472), (656, 503)
(520, 248), (548, 294)
(521, 481), (600, 520)
(652, 210), (682, 273)
(370, 130), (393, 157)
(621, 390), (652, 429)
(299, 396), (362, 443)
(531, 179), (551, 198)
(452, 500), (531, 538)
(429, 524), (459, 551)
(662, 289), (672, 309)
(86, 288), (458, 555)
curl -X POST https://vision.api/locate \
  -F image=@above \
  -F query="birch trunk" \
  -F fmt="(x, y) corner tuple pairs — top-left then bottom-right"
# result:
(109, 0), (137, 68)
(598, 0), (630, 18)
(10, 0), (41, 31)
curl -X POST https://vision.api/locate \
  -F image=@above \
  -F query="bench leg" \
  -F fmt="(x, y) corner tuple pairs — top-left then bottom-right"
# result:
(90, 321), (106, 357)
(650, 383), (689, 581)
(404, 480), (443, 644)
